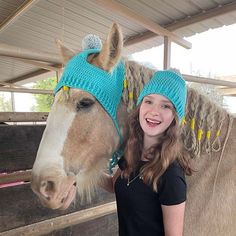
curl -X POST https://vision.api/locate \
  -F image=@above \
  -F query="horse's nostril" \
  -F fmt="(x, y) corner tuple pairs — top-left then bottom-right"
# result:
(40, 180), (55, 199)
(46, 180), (55, 192)
(73, 182), (77, 187)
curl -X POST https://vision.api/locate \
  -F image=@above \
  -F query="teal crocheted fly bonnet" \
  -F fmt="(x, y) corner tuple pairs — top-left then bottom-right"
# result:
(54, 48), (125, 143)
(137, 69), (187, 120)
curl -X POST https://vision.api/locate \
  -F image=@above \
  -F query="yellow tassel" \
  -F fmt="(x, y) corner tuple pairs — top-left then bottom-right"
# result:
(190, 118), (195, 130)
(63, 86), (69, 91)
(206, 131), (211, 139)
(123, 79), (127, 89)
(129, 92), (134, 100)
(216, 129), (220, 137)
(181, 117), (186, 126)
(197, 129), (203, 141)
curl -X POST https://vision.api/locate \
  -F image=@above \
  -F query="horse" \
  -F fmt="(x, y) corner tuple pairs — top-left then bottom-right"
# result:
(31, 23), (236, 236)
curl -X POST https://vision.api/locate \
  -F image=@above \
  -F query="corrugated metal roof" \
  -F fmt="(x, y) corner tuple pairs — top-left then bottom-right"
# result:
(0, 0), (236, 84)
(0, 0), (26, 23)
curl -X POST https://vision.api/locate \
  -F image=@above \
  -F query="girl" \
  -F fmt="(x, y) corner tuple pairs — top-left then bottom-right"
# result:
(102, 69), (192, 236)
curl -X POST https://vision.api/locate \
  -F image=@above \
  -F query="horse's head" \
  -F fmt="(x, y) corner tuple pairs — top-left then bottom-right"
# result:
(31, 23), (126, 209)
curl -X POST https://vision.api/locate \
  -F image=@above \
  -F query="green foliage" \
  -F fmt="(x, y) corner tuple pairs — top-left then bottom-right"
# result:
(33, 77), (57, 112)
(0, 93), (11, 111)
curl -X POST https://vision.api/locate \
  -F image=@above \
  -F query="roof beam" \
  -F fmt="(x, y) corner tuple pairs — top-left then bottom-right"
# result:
(0, 0), (40, 34)
(0, 43), (62, 64)
(183, 74), (236, 88)
(218, 88), (236, 96)
(124, 1), (236, 47)
(4, 69), (50, 84)
(15, 58), (62, 72)
(0, 87), (52, 94)
(0, 81), (25, 88)
(95, 0), (191, 49)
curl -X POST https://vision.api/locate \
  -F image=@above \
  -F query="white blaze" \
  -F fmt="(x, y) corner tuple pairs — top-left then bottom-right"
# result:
(32, 102), (76, 174)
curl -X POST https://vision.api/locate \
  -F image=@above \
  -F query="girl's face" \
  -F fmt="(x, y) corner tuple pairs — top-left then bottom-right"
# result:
(139, 94), (175, 146)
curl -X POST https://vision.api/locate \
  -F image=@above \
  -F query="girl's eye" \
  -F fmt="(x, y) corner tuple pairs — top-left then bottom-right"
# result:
(76, 98), (95, 111)
(162, 104), (172, 109)
(144, 99), (152, 104)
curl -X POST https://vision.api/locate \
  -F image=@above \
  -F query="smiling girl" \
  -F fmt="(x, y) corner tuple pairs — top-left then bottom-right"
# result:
(101, 69), (193, 236)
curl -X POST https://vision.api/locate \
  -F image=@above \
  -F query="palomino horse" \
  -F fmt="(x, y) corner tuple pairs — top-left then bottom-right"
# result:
(31, 23), (236, 236)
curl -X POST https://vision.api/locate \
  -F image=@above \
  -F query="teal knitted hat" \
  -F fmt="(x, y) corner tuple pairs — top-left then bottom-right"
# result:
(54, 48), (125, 141)
(137, 69), (187, 120)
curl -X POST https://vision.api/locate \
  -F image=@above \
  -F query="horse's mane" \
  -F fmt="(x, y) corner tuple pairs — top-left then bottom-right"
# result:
(122, 59), (234, 159)
(123, 60), (155, 111)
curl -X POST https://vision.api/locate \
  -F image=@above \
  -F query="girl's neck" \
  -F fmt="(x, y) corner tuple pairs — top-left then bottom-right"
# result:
(142, 135), (160, 161)
(143, 134), (159, 150)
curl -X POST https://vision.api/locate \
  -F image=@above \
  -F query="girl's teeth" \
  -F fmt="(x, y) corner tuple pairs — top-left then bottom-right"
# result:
(146, 118), (161, 124)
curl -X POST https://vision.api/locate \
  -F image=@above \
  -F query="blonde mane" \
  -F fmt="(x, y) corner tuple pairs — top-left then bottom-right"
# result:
(123, 60), (155, 111)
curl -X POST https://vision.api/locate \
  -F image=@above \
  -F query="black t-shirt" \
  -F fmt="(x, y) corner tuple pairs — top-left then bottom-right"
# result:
(114, 158), (186, 236)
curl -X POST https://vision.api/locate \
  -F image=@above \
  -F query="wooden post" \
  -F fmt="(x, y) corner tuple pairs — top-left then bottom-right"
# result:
(163, 36), (171, 69)
(10, 92), (15, 112)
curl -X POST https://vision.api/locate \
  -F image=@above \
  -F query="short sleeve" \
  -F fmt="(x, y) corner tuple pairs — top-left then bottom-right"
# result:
(117, 156), (126, 170)
(158, 161), (187, 206)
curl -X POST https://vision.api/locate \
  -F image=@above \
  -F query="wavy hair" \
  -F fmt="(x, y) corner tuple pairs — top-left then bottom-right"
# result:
(123, 105), (192, 192)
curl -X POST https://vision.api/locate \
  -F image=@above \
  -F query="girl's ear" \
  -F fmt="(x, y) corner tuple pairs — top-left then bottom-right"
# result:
(91, 23), (123, 72)
(56, 39), (76, 64)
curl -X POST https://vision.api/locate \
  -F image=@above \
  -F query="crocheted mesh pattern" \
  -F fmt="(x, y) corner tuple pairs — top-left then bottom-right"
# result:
(137, 69), (187, 120)
(54, 49), (125, 139)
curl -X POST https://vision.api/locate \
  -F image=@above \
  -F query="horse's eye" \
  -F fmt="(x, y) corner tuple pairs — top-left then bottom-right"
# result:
(76, 98), (95, 111)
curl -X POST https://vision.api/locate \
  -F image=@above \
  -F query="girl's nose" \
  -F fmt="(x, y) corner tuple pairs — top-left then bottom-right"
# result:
(150, 106), (160, 115)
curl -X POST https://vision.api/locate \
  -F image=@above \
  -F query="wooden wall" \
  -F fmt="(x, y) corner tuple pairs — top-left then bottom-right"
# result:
(0, 125), (118, 235)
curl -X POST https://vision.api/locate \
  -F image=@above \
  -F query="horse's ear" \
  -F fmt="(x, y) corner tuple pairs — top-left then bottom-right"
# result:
(93, 23), (123, 72)
(56, 39), (76, 64)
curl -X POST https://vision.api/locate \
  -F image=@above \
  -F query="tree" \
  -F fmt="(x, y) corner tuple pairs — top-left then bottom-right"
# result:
(33, 77), (57, 112)
(0, 93), (11, 111)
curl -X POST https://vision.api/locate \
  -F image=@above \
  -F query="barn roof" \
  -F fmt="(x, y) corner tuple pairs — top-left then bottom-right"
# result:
(0, 0), (236, 84)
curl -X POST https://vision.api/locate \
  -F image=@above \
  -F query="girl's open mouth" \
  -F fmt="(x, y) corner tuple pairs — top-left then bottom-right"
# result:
(146, 118), (161, 127)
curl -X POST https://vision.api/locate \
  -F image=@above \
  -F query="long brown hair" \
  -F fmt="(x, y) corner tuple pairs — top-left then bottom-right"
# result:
(123, 104), (192, 192)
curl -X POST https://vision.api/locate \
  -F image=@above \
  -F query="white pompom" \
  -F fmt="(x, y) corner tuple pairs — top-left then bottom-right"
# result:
(81, 34), (102, 50)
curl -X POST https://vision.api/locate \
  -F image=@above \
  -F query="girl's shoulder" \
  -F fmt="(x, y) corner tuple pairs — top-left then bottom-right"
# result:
(158, 161), (187, 205)
(163, 160), (185, 178)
